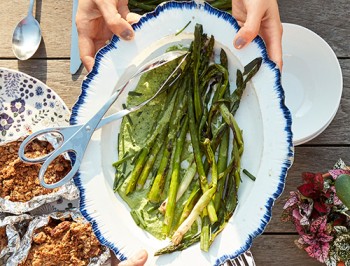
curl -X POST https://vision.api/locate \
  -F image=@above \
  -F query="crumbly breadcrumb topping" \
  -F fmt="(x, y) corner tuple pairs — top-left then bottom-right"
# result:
(0, 139), (71, 202)
(19, 219), (104, 266)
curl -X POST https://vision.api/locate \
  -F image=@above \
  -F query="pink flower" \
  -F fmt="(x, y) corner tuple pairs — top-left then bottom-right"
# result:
(299, 202), (314, 226)
(299, 216), (333, 263)
(329, 186), (343, 206)
(283, 191), (300, 209)
(281, 161), (350, 265)
(302, 172), (324, 190)
(329, 169), (350, 180)
(313, 201), (329, 214)
(298, 183), (321, 199)
(304, 242), (330, 263)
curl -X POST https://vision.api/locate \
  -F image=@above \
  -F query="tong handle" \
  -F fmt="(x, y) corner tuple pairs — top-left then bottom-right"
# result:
(18, 125), (78, 164)
(38, 145), (81, 189)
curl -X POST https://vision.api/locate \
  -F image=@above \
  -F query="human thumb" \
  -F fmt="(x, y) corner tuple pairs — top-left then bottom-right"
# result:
(118, 250), (148, 266)
(233, 12), (263, 50)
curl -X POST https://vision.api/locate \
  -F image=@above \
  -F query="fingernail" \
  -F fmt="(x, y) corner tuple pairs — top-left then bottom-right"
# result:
(235, 37), (247, 49)
(121, 29), (134, 40)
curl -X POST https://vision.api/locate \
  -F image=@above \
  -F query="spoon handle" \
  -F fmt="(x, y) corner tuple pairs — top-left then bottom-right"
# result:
(28, 0), (35, 16)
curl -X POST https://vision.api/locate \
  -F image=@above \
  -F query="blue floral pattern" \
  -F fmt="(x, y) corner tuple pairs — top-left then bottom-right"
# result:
(0, 68), (70, 143)
(10, 98), (25, 114)
(0, 113), (14, 133)
(3, 72), (21, 98)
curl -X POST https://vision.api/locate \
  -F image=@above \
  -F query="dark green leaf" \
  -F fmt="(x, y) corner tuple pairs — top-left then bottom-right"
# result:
(243, 57), (262, 76)
(335, 174), (350, 208)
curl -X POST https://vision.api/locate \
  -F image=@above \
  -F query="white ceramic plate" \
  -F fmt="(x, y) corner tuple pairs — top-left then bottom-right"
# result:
(0, 68), (70, 143)
(281, 23), (343, 146)
(71, 2), (293, 265)
(0, 67), (79, 214)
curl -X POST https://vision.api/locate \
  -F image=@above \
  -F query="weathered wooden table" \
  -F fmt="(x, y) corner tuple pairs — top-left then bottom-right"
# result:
(0, 1), (349, 265)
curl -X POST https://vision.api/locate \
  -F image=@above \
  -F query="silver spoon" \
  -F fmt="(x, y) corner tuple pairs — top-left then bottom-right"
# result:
(12, 0), (42, 60)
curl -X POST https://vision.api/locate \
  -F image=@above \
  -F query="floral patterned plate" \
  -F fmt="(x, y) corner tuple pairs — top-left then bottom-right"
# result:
(0, 68), (70, 143)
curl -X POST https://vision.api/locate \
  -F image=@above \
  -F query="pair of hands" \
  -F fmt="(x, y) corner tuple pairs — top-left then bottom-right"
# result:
(76, 0), (283, 73)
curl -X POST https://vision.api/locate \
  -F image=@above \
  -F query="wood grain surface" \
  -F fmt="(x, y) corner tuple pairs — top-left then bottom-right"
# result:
(0, 0), (349, 265)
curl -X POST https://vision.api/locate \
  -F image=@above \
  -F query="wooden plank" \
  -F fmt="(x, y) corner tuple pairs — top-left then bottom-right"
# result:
(0, 59), (86, 108)
(251, 235), (323, 265)
(279, 0), (350, 57)
(0, 0), (349, 58)
(0, 0), (72, 58)
(0, 1), (348, 264)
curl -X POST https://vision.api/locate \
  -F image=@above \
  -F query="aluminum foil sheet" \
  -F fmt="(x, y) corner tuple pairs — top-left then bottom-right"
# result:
(6, 209), (110, 266)
(0, 180), (79, 215)
(0, 136), (79, 215)
(0, 214), (32, 265)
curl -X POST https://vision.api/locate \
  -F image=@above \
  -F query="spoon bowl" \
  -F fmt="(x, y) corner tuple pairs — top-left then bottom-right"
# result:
(12, 0), (42, 60)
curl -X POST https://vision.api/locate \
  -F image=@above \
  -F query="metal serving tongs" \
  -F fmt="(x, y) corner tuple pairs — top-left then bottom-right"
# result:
(18, 50), (189, 189)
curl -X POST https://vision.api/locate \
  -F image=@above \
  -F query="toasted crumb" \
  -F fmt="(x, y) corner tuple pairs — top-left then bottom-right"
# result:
(0, 139), (71, 202)
(19, 219), (104, 266)
(0, 227), (7, 252)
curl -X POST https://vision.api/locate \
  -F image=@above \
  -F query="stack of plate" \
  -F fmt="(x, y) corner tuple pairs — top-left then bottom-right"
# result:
(281, 23), (343, 146)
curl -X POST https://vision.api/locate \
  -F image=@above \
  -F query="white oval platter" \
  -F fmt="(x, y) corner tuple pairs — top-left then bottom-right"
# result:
(70, 2), (293, 265)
